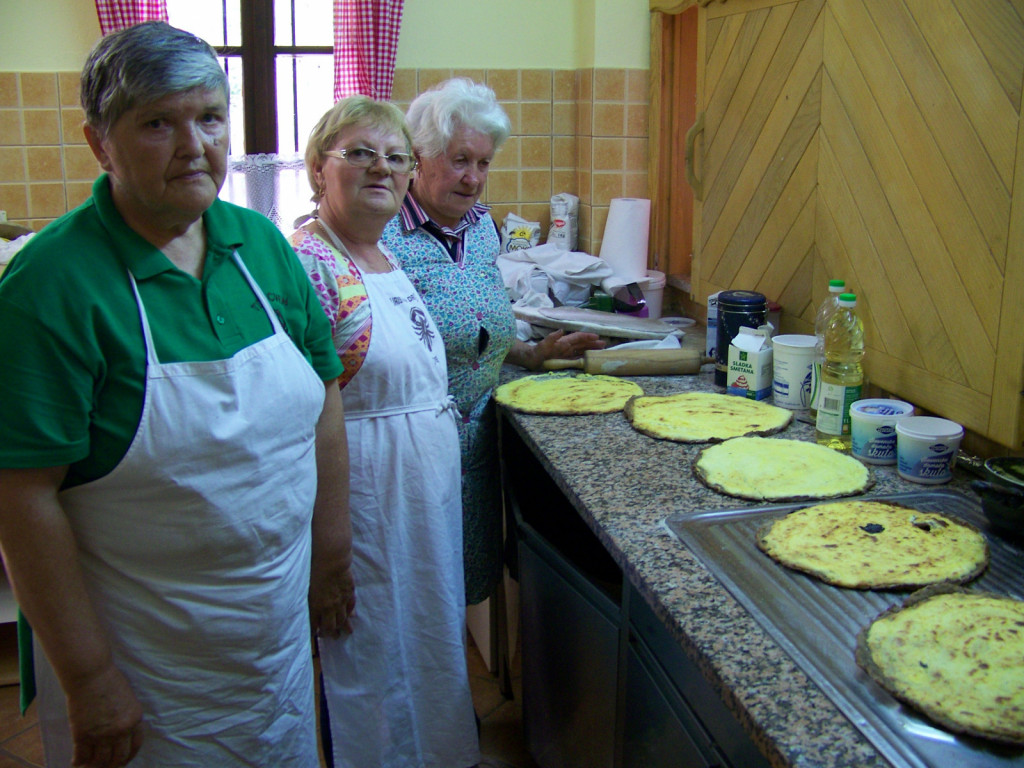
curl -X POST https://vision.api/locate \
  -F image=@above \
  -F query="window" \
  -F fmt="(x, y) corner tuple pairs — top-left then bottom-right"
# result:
(166, 0), (335, 156)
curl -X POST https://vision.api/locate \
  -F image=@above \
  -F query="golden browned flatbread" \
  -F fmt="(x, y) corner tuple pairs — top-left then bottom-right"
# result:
(756, 500), (988, 589)
(623, 392), (792, 443)
(856, 584), (1024, 746)
(494, 373), (643, 415)
(694, 437), (872, 501)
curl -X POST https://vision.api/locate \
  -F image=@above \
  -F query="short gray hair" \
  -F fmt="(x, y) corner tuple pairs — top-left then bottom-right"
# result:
(81, 21), (228, 135)
(406, 78), (511, 159)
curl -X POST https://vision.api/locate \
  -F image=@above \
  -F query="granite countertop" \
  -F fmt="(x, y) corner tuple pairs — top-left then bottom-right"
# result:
(498, 361), (980, 768)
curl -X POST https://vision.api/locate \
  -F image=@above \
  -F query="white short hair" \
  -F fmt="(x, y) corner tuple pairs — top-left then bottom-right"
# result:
(406, 78), (511, 158)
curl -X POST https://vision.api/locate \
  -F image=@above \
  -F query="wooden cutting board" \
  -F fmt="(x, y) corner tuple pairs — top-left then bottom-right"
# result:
(515, 306), (685, 340)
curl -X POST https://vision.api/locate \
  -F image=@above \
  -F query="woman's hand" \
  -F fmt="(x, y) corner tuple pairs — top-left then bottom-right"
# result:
(67, 662), (144, 768)
(508, 330), (606, 371)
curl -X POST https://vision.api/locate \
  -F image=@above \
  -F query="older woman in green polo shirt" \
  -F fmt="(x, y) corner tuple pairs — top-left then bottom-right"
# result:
(0, 22), (353, 768)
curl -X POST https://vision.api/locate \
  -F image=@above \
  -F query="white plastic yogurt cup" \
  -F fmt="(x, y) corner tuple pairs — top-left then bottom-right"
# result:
(896, 416), (964, 484)
(849, 399), (914, 464)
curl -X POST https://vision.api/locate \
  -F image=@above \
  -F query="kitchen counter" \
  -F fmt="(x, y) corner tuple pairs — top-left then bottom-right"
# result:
(498, 362), (984, 768)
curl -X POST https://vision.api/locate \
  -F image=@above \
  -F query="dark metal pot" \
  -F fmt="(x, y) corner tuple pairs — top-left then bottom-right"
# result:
(961, 454), (1024, 538)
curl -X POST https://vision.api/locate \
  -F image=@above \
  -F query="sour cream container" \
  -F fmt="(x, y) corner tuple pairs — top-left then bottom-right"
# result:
(849, 399), (915, 464)
(896, 416), (964, 484)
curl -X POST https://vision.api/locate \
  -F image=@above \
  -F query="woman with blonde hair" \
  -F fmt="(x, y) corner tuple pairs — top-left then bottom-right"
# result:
(291, 95), (478, 768)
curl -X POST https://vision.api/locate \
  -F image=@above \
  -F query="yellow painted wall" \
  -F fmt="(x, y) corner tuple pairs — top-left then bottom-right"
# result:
(0, 0), (648, 72)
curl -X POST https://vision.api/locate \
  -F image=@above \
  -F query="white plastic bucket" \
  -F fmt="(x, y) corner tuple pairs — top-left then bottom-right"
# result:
(896, 416), (964, 484)
(850, 399), (914, 464)
(639, 270), (666, 319)
(770, 334), (816, 410)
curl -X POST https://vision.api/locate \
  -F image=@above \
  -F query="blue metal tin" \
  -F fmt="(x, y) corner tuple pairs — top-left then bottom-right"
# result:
(715, 290), (767, 387)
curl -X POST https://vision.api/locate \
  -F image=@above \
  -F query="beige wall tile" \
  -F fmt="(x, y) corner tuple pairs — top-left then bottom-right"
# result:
(578, 203), (593, 252)
(521, 202), (548, 227)
(521, 70), (551, 101)
(520, 102), (551, 135)
(452, 68), (486, 86)
(520, 169), (551, 202)
(552, 102), (575, 136)
(486, 169), (518, 201)
(552, 136), (576, 168)
(552, 170), (576, 196)
(487, 71), (518, 101)
(0, 111), (23, 145)
(520, 136), (550, 168)
(66, 181), (94, 209)
(626, 104), (648, 138)
(576, 101), (592, 137)
(577, 69), (593, 101)
(593, 138), (624, 171)
(501, 102), (521, 135)
(553, 70), (575, 101)
(626, 69), (649, 102)
(592, 206), (610, 246)
(488, 203), (516, 225)
(26, 146), (61, 181)
(0, 147), (25, 182)
(417, 69), (453, 92)
(592, 172), (624, 206)
(594, 69), (625, 101)
(0, 183), (29, 218)
(496, 136), (519, 165)
(29, 182), (66, 217)
(58, 72), (81, 107)
(623, 171), (648, 199)
(577, 136), (592, 170)
(20, 73), (57, 108)
(0, 74), (18, 109)
(593, 103), (624, 137)
(390, 69), (417, 101)
(64, 144), (100, 181)
(625, 138), (648, 171)
(577, 170), (591, 205)
(61, 108), (87, 144)
(23, 109), (60, 145)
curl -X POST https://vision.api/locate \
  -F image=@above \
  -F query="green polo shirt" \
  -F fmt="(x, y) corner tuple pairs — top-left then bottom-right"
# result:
(0, 174), (342, 487)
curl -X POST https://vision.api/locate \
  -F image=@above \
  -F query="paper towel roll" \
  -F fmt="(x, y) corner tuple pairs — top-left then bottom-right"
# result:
(599, 198), (651, 283)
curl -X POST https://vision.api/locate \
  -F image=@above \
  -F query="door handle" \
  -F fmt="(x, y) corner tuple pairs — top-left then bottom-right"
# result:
(685, 111), (705, 201)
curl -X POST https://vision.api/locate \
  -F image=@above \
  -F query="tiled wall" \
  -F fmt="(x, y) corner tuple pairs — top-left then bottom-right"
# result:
(0, 71), (99, 232)
(1, 68), (648, 255)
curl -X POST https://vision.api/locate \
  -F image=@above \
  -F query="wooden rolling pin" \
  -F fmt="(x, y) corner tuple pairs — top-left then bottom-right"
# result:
(542, 348), (711, 376)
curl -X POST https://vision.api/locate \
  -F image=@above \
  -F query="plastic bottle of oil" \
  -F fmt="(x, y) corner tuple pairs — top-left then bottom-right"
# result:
(809, 279), (845, 422)
(815, 293), (864, 451)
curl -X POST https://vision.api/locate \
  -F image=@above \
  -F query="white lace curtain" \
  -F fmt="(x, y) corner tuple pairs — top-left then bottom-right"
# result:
(219, 154), (312, 231)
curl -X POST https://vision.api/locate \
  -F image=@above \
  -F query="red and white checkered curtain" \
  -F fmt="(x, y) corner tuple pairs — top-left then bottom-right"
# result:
(333, 0), (404, 101)
(94, 0), (168, 35)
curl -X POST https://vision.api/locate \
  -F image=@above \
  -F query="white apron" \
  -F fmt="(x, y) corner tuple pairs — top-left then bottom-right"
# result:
(35, 254), (325, 767)
(318, 264), (479, 768)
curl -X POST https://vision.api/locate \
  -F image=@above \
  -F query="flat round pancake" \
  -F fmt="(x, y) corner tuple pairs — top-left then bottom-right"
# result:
(494, 373), (644, 415)
(756, 500), (988, 589)
(624, 392), (792, 443)
(694, 437), (872, 501)
(856, 584), (1024, 746)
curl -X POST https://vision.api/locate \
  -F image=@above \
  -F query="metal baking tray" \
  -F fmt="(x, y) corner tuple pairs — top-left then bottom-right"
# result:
(665, 490), (1024, 768)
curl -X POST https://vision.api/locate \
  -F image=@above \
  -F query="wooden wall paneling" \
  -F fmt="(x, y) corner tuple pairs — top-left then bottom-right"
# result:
(990, 112), (1024, 446)
(826, 0), (995, 395)
(708, 28), (822, 277)
(669, 11), (697, 276)
(952, 0), (1024, 114)
(649, 11), (667, 275)
(731, 133), (818, 314)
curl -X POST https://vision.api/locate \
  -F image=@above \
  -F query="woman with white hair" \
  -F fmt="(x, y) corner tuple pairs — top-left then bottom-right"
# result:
(383, 78), (603, 607)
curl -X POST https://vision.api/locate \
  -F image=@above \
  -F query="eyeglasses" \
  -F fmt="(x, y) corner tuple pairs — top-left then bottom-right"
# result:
(324, 147), (417, 173)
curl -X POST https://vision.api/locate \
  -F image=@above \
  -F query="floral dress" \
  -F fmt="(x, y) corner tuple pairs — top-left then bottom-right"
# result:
(382, 209), (517, 605)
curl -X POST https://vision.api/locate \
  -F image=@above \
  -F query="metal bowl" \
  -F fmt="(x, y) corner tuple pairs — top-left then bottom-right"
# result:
(964, 456), (1024, 538)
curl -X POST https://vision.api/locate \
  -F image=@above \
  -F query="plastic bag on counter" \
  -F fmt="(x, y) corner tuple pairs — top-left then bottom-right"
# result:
(499, 213), (541, 254)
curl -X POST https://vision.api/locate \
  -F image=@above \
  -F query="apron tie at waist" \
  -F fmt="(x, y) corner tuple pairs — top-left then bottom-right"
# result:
(347, 396), (459, 421)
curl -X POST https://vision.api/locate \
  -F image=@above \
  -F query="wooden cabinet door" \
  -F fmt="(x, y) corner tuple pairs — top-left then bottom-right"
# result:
(690, 0), (824, 321)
